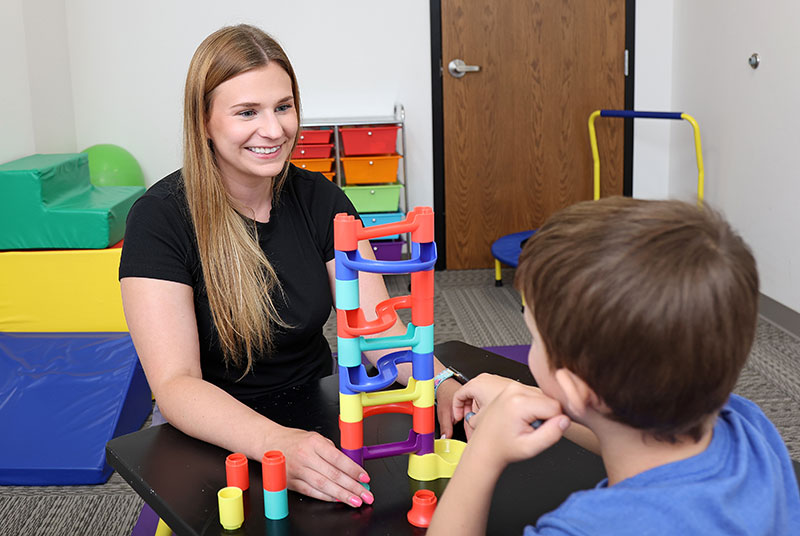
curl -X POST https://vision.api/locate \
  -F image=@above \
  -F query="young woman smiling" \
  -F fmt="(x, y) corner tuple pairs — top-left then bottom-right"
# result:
(119, 24), (460, 507)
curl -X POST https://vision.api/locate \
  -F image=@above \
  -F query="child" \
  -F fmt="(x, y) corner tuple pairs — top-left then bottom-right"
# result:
(428, 197), (800, 535)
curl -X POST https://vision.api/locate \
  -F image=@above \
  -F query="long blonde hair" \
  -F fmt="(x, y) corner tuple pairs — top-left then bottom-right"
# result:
(182, 25), (301, 373)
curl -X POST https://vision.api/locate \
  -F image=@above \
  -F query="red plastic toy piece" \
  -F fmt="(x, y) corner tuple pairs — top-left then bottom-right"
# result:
(339, 418), (364, 450)
(225, 452), (249, 491)
(334, 213), (361, 252)
(337, 295), (412, 337)
(362, 401), (414, 418)
(412, 405), (435, 435)
(262, 451), (287, 492)
(407, 489), (437, 528)
(408, 207), (434, 244)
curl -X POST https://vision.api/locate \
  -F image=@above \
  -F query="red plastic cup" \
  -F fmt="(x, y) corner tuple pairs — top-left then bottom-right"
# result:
(262, 450), (287, 492)
(407, 489), (437, 528)
(225, 453), (249, 491)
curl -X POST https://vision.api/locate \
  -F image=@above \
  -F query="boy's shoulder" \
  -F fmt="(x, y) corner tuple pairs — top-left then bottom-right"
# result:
(527, 394), (800, 535)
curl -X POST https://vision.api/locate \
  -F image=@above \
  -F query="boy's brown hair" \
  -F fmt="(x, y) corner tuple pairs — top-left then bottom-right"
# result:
(515, 197), (759, 442)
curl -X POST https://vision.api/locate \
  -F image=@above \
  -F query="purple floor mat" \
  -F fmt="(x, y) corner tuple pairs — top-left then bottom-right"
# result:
(482, 345), (529, 365)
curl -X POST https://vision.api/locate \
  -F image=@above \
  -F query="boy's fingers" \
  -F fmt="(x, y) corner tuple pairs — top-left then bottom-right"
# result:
(519, 416), (570, 455)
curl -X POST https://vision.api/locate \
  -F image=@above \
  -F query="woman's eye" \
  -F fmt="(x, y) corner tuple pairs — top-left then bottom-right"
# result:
(276, 104), (292, 113)
(238, 110), (256, 118)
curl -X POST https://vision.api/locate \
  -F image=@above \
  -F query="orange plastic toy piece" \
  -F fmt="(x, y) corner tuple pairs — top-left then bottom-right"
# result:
(407, 489), (438, 528)
(337, 295), (411, 337)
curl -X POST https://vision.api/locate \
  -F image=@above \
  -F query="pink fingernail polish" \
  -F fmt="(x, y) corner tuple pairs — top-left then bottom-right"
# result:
(359, 473), (370, 483)
(349, 495), (363, 507)
(361, 492), (374, 505)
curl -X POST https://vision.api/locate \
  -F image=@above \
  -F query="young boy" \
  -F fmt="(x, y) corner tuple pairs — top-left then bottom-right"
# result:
(428, 197), (800, 535)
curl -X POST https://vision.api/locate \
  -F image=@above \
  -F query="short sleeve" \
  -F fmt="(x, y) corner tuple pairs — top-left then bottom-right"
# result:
(303, 171), (359, 262)
(118, 192), (197, 285)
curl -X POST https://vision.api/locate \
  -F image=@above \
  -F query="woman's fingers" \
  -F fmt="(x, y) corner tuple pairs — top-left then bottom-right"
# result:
(283, 431), (373, 507)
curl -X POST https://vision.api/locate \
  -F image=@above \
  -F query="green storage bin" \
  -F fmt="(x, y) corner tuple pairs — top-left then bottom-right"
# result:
(342, 184), (402, 213)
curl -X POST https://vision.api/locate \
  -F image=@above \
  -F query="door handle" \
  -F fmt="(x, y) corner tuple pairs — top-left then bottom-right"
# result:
(448, 59), (481, 78)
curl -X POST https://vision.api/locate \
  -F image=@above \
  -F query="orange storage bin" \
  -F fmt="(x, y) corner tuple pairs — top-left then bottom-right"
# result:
(342, 155), (401, 184)
(294, 158), (333, 173)
(298, 129), (332, 144)
(292, 144), (333, 159)
(340, 126), (400, 156)
(322, 172), (335, 182)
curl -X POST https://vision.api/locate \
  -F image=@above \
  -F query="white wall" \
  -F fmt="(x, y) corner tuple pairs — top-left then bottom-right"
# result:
(23, 0), (76, 154)
(62, 0), (433, 210)
(632, 1), (673, 200)
(669, 1), (800, 313)
(0, 0), (36, 164)
(6, 0), (798, 313)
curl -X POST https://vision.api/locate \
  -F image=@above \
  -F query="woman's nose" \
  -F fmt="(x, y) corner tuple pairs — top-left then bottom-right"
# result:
(256, 112), (283, 139)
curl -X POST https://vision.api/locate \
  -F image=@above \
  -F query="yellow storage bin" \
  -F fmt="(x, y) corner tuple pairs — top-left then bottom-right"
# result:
(342, 155), (401, 184)
(294, 158), (334, 173)
(0, 244), (128, 331)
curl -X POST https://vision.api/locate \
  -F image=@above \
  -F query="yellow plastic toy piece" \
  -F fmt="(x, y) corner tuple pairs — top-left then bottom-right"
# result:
(155, 518), (173, 536)
(339, 392), (363, 423)
(407, 438), (467, 481)
(0, 246), (127, 331)
(361, 378), (433, 408)
(217, 486), (244, 531)
(413, 379), (434, 408)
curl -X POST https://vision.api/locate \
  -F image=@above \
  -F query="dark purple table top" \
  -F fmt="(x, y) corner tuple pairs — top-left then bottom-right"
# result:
(107, 341), (606, 535)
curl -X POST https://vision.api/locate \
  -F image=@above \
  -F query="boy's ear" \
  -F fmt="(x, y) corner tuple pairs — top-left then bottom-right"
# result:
(554, 368), (605, 418)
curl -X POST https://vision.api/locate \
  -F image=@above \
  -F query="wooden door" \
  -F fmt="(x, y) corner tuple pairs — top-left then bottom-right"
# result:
(441, 0), (626, 269)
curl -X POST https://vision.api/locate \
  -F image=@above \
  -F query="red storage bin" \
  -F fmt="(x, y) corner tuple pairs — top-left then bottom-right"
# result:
(340, 126), (400, 156)
(298, 129), (332, 144)
(292, 144), (333, 159)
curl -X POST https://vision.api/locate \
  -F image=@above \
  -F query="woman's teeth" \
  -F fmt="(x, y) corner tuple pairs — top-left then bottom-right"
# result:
(248, 146), (279, 154)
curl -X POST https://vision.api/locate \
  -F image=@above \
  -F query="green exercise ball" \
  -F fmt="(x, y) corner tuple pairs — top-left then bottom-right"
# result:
(82, 144), (145, 187)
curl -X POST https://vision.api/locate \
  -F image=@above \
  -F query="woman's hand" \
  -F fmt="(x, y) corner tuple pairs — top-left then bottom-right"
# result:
(435, 377), (460, 438)
(452, 373), (516, 440)
(272, 427), (374, 507)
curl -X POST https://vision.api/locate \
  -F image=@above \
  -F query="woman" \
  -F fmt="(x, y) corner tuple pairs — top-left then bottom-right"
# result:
(119, 24), (460, 507)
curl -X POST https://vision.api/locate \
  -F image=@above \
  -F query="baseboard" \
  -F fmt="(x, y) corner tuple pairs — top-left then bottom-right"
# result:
(759, 293), (800, 340)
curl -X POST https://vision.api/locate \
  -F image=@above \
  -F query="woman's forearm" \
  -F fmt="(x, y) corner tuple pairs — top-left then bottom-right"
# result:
(156, 375), (282, 460)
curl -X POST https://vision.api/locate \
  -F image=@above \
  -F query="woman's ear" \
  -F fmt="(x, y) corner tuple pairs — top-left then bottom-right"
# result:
(554, 368), (604, 418)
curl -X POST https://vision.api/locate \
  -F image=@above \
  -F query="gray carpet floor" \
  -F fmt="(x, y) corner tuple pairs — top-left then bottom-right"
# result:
(2, 268), (799, 535)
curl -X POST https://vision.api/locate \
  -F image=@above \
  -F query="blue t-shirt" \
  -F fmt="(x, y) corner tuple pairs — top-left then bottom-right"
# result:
(525, 394), (800, 535)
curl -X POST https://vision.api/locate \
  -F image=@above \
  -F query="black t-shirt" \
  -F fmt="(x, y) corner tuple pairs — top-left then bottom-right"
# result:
(119, 165), (358, 400)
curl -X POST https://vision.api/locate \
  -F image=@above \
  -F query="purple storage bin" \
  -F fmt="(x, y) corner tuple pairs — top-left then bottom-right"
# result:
(370, 239), (404, 261)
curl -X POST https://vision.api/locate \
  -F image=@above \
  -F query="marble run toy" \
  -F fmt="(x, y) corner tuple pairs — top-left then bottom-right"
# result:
(334, 207), (466, 481)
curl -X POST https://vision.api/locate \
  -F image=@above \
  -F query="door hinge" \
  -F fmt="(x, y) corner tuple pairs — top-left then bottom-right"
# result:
(624, 49), (629, 77)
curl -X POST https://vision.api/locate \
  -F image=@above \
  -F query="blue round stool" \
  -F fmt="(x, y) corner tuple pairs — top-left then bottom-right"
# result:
(491, 229), (536, 287)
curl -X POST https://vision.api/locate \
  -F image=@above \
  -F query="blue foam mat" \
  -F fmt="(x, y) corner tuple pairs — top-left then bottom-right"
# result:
(0, 332), (151, 485)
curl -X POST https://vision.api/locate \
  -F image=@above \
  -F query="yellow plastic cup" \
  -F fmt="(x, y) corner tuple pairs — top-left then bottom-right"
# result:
(218, 486), (244, 530)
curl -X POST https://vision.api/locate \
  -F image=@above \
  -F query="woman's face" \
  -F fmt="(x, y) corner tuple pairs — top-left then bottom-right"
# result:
(206, 62), (298, 186)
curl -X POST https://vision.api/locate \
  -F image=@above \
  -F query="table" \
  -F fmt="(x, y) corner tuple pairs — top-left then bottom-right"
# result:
(106, 341), (608, 535)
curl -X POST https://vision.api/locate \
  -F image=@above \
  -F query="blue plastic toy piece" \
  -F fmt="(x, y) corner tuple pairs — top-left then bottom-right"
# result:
(336, 241), (437, 274)
(341, 350), (413, 393)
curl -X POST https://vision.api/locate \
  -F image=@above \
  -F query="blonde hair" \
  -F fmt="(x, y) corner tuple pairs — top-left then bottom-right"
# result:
(182, 24), (301, 374)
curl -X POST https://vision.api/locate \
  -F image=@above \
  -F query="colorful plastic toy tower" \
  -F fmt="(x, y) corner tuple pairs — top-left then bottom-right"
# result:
(335, 207), (466, 481)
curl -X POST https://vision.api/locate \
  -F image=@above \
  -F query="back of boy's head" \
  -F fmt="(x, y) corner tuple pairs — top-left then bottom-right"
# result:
(515, 197), (759, 442)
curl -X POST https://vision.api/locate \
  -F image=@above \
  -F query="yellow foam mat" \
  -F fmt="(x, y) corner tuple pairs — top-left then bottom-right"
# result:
(0, 246), (127, 331)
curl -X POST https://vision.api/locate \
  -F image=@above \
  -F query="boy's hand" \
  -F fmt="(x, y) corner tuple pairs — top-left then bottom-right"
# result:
(466, 382), (570, 472)
(452, 373), (515, 439)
